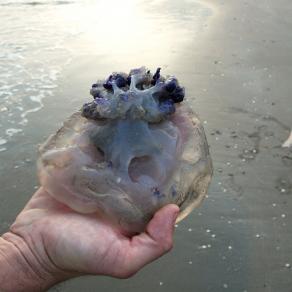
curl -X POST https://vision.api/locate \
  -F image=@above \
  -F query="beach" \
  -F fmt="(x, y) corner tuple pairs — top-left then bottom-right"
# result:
(0, 0), (291, 291)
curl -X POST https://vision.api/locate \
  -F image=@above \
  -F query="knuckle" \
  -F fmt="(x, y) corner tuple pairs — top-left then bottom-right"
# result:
(161, 238), (173, 253)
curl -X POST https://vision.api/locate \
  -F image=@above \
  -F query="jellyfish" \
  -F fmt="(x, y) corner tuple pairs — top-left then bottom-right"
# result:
(38, 67), (213, 233)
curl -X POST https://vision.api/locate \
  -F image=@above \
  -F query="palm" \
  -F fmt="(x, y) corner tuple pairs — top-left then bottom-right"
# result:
(10, 188), (178, 279)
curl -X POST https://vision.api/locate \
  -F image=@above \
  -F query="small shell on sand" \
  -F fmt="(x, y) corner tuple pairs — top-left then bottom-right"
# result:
(282, 130), (292, 148)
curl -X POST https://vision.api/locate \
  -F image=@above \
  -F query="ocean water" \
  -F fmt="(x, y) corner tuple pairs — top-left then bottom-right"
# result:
(1, 0), (292, 291)
(0, 0), (211, 147)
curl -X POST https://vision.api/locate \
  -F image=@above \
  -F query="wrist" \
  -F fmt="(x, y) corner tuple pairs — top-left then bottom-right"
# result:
(0, 232), (65, 292)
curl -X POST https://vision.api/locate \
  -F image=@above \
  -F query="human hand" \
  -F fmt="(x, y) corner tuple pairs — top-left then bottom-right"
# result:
(0, 187), (179, 291)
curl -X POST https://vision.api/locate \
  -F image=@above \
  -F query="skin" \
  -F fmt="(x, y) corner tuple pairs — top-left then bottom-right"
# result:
(0, 187), (179, 291)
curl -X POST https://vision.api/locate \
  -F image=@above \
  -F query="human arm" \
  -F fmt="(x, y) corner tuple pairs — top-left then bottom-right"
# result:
(0, 188), (179, 291)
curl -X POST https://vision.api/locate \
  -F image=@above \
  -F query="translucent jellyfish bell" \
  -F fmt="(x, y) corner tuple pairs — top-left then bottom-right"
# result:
(38, 67), (213, 233)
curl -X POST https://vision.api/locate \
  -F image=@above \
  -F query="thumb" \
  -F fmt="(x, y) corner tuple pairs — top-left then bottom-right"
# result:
(122, 204), (179, 277)
(146, 204), (180, 249)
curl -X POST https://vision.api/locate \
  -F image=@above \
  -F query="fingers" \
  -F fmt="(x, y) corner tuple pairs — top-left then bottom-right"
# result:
(117, 204), (179, 278)
(22, 187), (69, 212)
(22, 187), (53, 210)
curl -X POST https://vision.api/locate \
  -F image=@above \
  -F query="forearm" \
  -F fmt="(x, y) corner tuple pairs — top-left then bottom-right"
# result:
(0, 232), (61, 292)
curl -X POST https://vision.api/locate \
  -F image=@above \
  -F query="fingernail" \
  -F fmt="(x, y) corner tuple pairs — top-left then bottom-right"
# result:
(172, 210), (179, 225)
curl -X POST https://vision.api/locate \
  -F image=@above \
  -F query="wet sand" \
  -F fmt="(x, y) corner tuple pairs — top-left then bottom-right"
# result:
(0, 0), (292, 291)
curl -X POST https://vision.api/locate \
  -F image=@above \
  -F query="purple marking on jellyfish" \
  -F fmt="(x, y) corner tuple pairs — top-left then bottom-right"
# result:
(127, 75), (131, 85)
(114, 74), (127, 88)
(82, 102), (96, 118)
(94, 98), (109, 105)
(103, 75), (113, 90)
(151, 67), (161, 85)
(90, 89), (103, 99)
(164, 78), (178, 93)
(159, 99), (175, 114)
(171, 185), (177, 197)
(153, 68), (161, 80)
(170, 86), (185, 103)
(119, 93), (129, 101)
(152, 187), (165, 199)
(82, 102), (91, 113)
